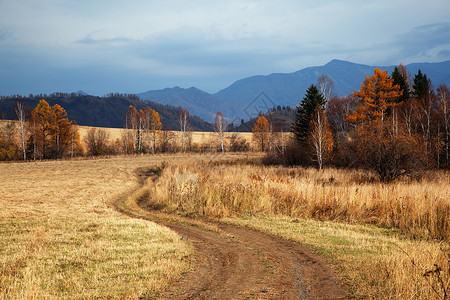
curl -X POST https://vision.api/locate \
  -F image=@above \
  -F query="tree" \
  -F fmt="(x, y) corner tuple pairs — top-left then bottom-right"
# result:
(14, 100), (27, 160)
(317, 74), (334, 102)
(437, 84), (450, 167)
(178, 108), (190, 152)
(145, 107), (161, 154)
(307, 107), (334, 169)
(33, 100), (54, 158)
(214, 111), (227, 152)
(347, 68), (402, 125)
(292, 84), (326, 146)
(51, 104), (72, 157)
(346, 68), (424, 180)
(252, 116), (270, 152)
(85, 127), (110, 156)
(124, 105), (138, 153)
(413, 69), (429, 99)
(391, 66), (410, 103)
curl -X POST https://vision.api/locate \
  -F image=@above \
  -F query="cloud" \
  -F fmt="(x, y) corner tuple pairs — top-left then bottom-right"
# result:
(77, 34), (134, 46)
(0, 25), (12, 41)
(395, 22), (450, 60)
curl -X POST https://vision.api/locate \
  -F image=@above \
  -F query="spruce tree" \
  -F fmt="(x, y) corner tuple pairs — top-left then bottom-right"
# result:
(413, 69), (429, 99)
(391, 66), (410, 102)
(292, 84), (326, 145)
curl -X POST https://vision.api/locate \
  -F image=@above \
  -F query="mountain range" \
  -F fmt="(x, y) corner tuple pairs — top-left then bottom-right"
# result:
(138, 59), (450, 123)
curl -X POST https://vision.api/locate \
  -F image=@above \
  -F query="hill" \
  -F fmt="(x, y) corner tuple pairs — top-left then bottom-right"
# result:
(232, 107), (296, 132)
(137, 86), (240, 123)
(0, 94), (212, 131)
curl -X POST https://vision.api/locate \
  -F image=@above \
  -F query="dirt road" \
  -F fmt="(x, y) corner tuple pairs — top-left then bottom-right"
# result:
(116, 171), (348, 299)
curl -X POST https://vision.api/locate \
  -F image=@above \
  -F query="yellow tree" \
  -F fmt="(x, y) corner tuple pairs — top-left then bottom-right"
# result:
(33, 100), (54, 158)
(252, 116), (270, 152)
(51, 104), (72, 156)
(143, 107), (161, 154)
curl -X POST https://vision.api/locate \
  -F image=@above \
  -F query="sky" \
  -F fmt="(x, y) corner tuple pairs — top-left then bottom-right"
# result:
(1, 0), (450, 96)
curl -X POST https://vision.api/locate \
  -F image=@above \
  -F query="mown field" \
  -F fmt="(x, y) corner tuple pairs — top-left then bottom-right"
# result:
(1, 153), (449, 299)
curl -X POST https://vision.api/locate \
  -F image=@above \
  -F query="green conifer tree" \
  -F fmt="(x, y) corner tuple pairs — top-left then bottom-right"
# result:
(391, 66), (410, 102)
(413, 69), (429, 99)
(292, 84), (326, 145)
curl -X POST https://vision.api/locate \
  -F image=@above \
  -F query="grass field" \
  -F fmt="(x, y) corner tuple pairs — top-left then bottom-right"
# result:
(0, 155), (195, 299)
(146, 158), (450, 299)
(1, 153), (448, 299)
(78, 125), (254, 146)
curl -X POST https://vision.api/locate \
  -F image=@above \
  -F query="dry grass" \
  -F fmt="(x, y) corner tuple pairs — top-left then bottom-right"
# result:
(78, 125), (253, 146)
(146, 159), (450, 299)
(0, 155), (196, 299)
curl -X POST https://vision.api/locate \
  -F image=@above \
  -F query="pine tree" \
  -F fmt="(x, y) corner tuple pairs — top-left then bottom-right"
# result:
(292, 84), (326, 146)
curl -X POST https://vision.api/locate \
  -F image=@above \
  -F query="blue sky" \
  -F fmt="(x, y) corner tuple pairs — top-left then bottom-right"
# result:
(1, 0), (449, 96)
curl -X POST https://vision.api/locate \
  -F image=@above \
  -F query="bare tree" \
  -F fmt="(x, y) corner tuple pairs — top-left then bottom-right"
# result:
(85, 128), (110, 156)
(178, 108), (190, 152)
(318, 74), (334, 102)
(214, 111), (227, 152)
(14, 100), (27, 160)
(308, 107), (333, 169)
(437, 84), (450, 166)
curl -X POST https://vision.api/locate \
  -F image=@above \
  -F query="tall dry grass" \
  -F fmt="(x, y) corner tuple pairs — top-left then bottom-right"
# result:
(151, 160), (450, 241)
(144, 159), (450, 299)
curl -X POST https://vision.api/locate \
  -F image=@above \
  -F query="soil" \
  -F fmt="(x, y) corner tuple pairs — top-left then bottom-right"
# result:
(116, 171), (349, 299)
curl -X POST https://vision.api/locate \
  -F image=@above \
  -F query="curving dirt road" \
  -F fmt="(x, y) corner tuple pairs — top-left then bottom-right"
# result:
(116, 170), (348, 299)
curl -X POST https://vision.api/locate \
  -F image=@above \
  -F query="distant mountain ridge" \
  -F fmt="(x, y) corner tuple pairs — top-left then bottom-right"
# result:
(0, 95), (212, 131)
(139, 60), (450, 123)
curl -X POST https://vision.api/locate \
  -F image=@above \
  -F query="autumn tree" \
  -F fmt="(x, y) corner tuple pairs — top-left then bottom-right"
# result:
(346, 68), (425, 180)
(292, 85), (326, 146)
(32, 100), (54, 158)
(51, 104), (73, 157)
(307, 107), (334, 169)
(143, 107), (162, 153)
(214, 111), (227, 152)
(347, 68), (402, 125)
(252, 116), (270, 152)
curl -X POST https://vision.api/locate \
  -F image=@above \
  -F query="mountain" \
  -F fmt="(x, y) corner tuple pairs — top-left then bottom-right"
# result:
(137, 60), (450, 123)
(0, 95), (212, 131)
(138, 86), (241, 123)
(214, 60), (450, 109)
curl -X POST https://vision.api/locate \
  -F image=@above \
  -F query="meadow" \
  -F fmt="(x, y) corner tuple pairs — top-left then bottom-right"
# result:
(144, 157), (449, 299)
(0, 155), (195, 299)
(0, 153), (449, 299)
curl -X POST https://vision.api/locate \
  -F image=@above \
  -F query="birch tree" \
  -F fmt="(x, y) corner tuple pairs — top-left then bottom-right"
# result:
(14, 100), (27, 160)
(214, 111), (227, 152)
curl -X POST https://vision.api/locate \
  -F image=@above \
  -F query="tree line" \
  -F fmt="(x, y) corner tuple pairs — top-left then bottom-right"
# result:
(265, 66), (450, 181)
